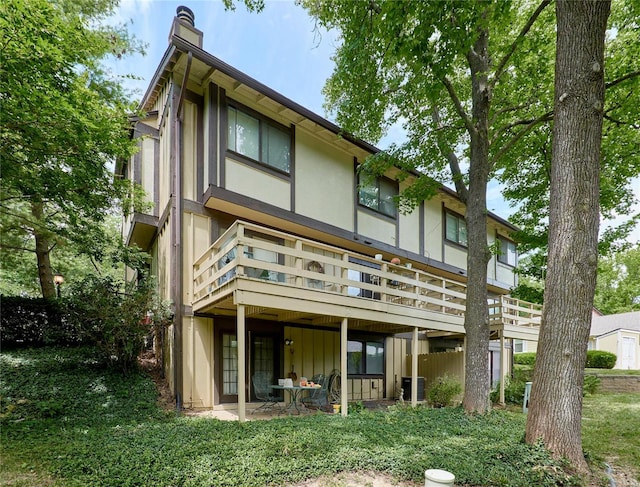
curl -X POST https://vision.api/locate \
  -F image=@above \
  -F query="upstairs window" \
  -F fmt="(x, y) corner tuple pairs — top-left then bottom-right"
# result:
(358, 174), (397, 218)
(498, 237), (517, 267)
(227, 105), (291, 174)
(445, 211), (467, 247)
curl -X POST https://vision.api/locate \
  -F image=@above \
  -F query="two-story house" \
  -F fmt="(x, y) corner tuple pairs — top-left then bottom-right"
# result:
(117, 6), (541, 420)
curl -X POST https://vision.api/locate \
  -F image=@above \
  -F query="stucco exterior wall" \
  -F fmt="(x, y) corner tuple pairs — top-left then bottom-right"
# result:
(182, 101), (199, 201)
(183, 212), (211, 305)
(423, 199), (443, 261)
(294, 129), (354, 230)
(357, 210), (396, 247)
(444, 244), (466, 270)
(225, 158), (291, 210)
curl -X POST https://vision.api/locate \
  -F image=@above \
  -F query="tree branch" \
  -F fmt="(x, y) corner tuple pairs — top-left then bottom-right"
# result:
(489, 110), (553, 166)
(490, 101), (537, 126)
(605, 70), (640, 89)
(491, 0), (552, 88)
(604, 114), (640, 129)
(0, 243), (35, 253)
(441, 76), (474, 135)
(432, 105), (469, 202)
(492, 115), (550, 144)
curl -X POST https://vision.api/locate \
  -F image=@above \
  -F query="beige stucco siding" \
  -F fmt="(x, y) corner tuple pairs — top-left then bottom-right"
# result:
(357, 210), (396, 247)
(203, 84), (217, 188)
(444, 243), (466, 269)
(140, 137), (156, 204)
(157, 221), (172, 302)
(225, 158), (291, 210)
(295, 130), (354, 231)
(159, 114), (172, 211)
(183, 213), (211, 305)
(423, 199), (443, 261)
(182, 101), (199, 201)
(496, 263), (517, 288)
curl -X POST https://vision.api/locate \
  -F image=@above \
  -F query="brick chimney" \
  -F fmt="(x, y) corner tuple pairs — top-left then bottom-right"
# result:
(169, 5), (203, 48)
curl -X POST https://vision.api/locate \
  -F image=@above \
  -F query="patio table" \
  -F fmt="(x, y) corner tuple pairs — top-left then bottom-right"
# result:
(270, 385), (319, 414)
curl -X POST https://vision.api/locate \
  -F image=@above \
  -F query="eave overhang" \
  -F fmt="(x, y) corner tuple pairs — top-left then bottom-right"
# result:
(126, 212), (159, 251)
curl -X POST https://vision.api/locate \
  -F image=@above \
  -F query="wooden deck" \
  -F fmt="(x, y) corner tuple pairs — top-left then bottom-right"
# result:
(192, 220), (541, 337)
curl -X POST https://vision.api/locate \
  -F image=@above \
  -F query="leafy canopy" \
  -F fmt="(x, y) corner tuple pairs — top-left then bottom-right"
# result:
(0, 0), (144, 295)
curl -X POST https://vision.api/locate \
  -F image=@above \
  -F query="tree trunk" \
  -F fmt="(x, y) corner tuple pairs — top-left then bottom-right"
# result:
(462, 26), (493, 414)
(525, 0), (610, 472)
(31, 201), (56, 299)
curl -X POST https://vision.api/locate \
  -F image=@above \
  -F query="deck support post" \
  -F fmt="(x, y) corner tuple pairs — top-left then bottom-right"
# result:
(499, 330), (505, 405)
(412, 326), (419, 407)
(340, 317), (348, 417)
(237, 304), (246, 422)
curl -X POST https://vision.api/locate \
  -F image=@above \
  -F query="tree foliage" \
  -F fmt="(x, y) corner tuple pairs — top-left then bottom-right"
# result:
(500, 0), (640, 279)
(594, 245), (640, 314)
(299, 0), (561, 413)
(0, 0), (142, 298)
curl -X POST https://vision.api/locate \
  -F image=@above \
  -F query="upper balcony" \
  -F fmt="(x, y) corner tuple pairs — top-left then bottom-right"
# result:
(193, 221), (541, 338)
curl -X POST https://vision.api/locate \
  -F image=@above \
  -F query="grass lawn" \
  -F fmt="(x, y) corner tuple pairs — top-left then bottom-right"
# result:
(1, 346), (637, 487)
(582, 392), (640, 479)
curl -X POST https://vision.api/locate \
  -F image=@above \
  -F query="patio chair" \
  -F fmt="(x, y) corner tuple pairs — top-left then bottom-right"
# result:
(301, 373), (328, 409)
(251, 372), (281, 414)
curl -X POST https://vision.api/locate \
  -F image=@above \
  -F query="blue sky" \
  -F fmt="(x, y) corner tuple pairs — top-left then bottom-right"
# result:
(109, 0), (638, 242)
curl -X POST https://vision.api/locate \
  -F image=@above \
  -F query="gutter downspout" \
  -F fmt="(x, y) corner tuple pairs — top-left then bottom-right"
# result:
(173, 51), (193, 412)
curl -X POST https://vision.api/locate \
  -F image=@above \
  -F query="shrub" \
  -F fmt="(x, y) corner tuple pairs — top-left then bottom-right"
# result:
(64, 276), (172, 375)
(513, 365), (534, 383)
(491, 377), (528, 405)
(586, 350), (616, 369)
(0, 296), (86, 347)
(514, 352), (537, 365)
(583, 375), (601, 395)
(428, 375), (462, 408)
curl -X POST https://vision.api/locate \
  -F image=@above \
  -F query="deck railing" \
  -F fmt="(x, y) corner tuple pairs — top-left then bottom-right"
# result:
(193, 220), (541, 328)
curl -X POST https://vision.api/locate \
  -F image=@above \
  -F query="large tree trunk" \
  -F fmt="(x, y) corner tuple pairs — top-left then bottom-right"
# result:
(31, 201), (56, 299)
(462, 26), (493, 414)
(525, 0), (610, 472)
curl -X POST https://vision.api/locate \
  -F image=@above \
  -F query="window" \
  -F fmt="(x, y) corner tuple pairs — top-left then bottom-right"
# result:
(222, 333), (238, 395)
(227, 105), (291, 173)
(498, 237), (517, 267)
(358, 174), (397, 218)
(347, 338), (384, 375)
(514, 339), (525, 353)
(445, 211), (467, 246)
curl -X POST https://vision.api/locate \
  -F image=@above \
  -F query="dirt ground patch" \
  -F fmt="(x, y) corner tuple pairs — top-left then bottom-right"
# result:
(284, 471), (419, 487)
(139, 351), (175, 412)
(603, 462), (640, 487)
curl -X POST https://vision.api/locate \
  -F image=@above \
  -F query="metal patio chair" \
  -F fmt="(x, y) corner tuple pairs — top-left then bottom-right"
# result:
(251, 372), (281, 414)
(301, 373), (329, 409)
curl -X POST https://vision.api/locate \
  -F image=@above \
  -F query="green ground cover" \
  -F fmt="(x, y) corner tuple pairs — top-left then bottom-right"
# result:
(582, 392), (640, 478)
(1, 346), (637, 486)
